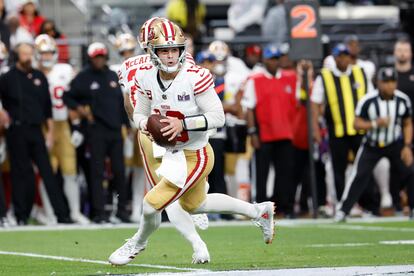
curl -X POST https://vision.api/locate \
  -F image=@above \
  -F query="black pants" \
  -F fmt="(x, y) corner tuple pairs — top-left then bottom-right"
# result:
(6, 124), (67, 223)
(0, 174), (6, 217)
(291, 147), (327, 212)
(209, 138), (227, 194)
(340, 142), (414, 214)
(89, 123), (127, 218)
(329, 135), (362, 200)
(255, 139), (294, 214)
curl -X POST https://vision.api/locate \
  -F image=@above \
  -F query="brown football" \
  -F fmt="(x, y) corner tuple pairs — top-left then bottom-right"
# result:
(147, 114), (177, 147)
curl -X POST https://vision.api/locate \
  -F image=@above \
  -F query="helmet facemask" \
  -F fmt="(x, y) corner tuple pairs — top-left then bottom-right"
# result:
(149, 44), (186, 73)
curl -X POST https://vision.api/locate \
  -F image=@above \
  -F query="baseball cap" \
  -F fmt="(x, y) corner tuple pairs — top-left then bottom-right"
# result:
(377, 67), (398, 81)
(87, 42), (108, 58)
(246, 44), (262, 57)
(332, 43), (350, 57)
(195, 50), (215, 64)
(263, 45), (281, 59)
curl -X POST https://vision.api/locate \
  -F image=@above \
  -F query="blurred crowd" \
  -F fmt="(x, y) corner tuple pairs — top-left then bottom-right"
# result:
(0, 0), (413, 228)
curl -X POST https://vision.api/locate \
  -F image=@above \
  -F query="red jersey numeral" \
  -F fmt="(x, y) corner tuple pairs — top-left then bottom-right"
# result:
(52, 86), (65, 109)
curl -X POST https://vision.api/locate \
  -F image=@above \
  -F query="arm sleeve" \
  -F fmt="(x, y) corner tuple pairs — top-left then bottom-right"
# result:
(194, 86), (225, 129)
(132, 78), (151, 129)
(241, 78), (256, 109)
(404, 97), (412, 119)
(310, 75), (325, 104)
(355, 99), (369, 120)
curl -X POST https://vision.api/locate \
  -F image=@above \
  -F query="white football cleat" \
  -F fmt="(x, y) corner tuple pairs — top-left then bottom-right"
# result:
(191, 214), (209, 230)
(108, 236), (147, 265)
(253, 202), (275, 244)
(192, 241), (210, 264)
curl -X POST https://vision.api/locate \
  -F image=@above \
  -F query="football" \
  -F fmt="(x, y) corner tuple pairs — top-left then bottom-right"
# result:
(147, 114), (177, 147)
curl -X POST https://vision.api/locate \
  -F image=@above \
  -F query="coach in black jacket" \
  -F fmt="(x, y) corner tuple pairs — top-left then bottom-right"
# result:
(0, 43), (69, 224)
(63, 42), (130, 223)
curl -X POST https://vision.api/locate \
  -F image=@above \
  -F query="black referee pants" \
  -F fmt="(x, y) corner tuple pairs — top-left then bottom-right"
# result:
(208, 138), (227, 194)
(255, 139), (294, 214)
(329, 135), (362, 200)
(340, 142), (414, 214)
(5, 124), (68, 223)
(89, 123), (128, 219)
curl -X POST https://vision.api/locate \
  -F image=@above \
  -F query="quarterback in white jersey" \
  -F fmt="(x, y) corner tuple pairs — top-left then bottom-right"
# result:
(34, 34), (89, 225)
(109, 19), (275, 266)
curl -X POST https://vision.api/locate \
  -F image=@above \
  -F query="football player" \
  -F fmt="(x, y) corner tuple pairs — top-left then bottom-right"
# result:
(34, 34), (89, 224)
(109, 19), (275, 265)
(113, 17), (210, 264)
(111, 33), (146, 223)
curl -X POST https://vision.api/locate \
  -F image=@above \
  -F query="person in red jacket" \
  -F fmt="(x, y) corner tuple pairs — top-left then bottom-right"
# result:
(242, 45), (297, 217)
(19, 0), (45, 36)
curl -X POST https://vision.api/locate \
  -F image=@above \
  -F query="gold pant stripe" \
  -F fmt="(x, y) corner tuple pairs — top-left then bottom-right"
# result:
(137, 132), (158, 187)
(352, 66), (366, 100)
(340, 75), (357, 136)
(322, 69), (344, 137)
(158, 147), (208, 210)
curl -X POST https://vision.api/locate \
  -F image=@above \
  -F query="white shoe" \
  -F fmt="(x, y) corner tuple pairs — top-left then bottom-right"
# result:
(191, 214), (209, 230)
(334, 210), (346, 223)
(108, 236), (147, 265)
(380, 193), (393, 208)
(192, 241), (210, 264)
(252, 202), (275, 244)
(71, 213), (90, 225)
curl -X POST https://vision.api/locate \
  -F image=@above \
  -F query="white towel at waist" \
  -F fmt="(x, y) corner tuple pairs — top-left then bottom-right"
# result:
(152, 142), (167, 158)
(156, 149), (187, 188)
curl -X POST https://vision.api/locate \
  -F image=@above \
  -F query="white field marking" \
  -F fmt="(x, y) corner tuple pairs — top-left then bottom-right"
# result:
(0, 216), (411, 232)
(135, 265), (414, 276)
(306, 242), (373, 248)
(314, 224), (414, 233)
(380, 240), (414, 245)
(0, 250), (210, 272)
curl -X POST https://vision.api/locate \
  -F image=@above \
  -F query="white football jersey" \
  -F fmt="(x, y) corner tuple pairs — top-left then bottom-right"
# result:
(46, 63), (74, 121)
(118, 53), (196, 108)
(134, 61), (214, 151)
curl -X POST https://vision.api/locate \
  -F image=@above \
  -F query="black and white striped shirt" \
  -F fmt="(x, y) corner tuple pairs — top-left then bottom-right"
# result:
(355, 90), (412, 147)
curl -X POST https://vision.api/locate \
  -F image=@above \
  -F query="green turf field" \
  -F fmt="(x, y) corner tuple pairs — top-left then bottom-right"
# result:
(0, 220), (413, 275)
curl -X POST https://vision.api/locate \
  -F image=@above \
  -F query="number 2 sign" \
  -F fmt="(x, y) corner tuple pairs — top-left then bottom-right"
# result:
(286, 0), (322, 60)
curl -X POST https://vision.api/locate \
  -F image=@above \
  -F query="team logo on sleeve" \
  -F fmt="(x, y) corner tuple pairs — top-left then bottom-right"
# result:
(33, 78), (41, 86)
(178, 91), (190, 101)
(90, 81), (100, 90)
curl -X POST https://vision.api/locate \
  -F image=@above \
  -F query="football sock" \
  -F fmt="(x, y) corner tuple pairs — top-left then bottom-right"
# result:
(165, 202), (204, 248)
(194, 193), (258, 218)
(63, 174), (82, 216)
(135, 200), (161, 245)
(131, 167), (145, 219)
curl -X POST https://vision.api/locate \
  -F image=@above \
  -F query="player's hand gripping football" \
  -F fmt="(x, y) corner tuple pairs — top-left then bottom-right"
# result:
(139, 119), (154, 142)
(160, 116), (183, 141)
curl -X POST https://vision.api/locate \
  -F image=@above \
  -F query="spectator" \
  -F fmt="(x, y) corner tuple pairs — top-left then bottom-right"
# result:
(242, 45), (297, 216)
(228, 0), (267, 35)
(19, 0), (44, 36)
(7, 13), (33, 51)
(166, 0), (206, 42)
(0, 0), (10, 50)
(262, 0), (288, 45)
(311, 44), (371, 203)
(0, 42), (70, 225)
(63, 42), (130, 223)
(40, 20), (70, 63)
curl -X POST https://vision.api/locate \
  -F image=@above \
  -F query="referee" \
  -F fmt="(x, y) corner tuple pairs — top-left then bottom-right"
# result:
(335, 67), (414, 221)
